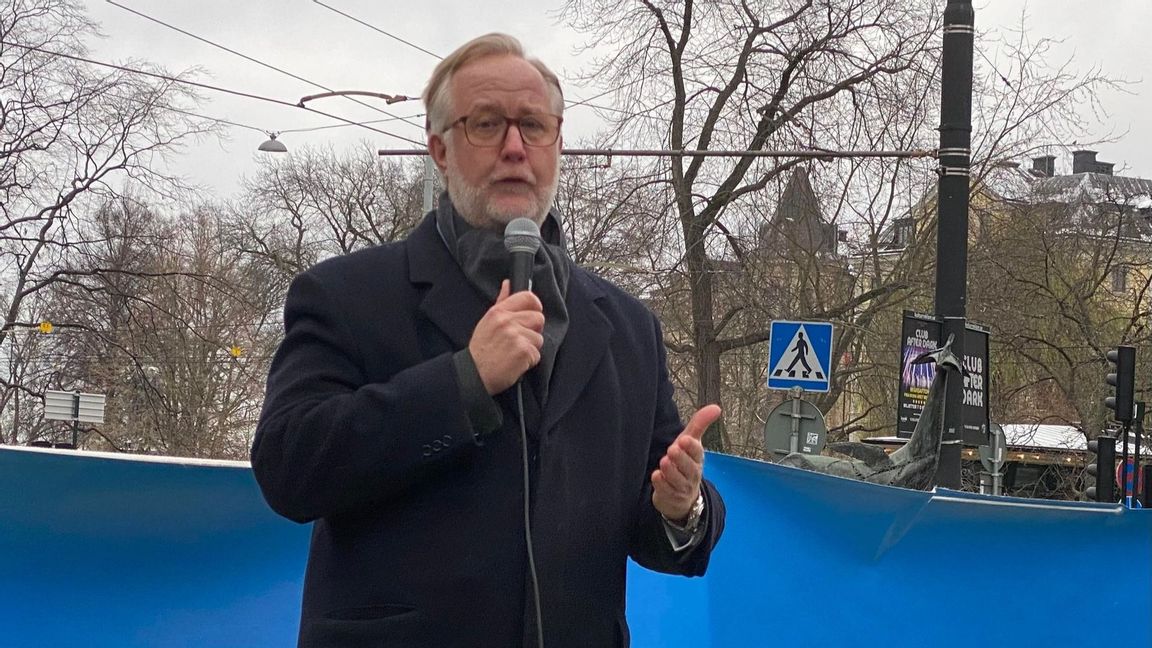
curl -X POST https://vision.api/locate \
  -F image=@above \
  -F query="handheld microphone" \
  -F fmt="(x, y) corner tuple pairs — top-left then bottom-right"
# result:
(504, 218), (542, 293)
(503, 216), (547, 648)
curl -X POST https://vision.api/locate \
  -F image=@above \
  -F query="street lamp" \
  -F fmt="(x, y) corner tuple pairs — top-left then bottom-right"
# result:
(258, 132), (288, 153)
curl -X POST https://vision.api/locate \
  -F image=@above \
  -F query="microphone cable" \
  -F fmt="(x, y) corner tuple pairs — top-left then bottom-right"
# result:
(504, 217), (546, 647)
(517, 382), (546, 648)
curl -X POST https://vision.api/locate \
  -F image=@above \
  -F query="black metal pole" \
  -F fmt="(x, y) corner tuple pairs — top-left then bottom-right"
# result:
(934, 0), (975, 490)
(1142, 464), (1151, 507)
(1120, 421), (1131, 502)
(1135, 402), (1144, 505)
(71, 392), (81, 449)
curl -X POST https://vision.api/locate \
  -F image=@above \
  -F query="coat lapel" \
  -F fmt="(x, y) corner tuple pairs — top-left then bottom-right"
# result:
(540, 270), (612, 435)
(407, 215), (488, 350)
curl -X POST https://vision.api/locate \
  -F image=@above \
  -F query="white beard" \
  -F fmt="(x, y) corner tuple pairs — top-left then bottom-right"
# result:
(444, 159), (558, 230)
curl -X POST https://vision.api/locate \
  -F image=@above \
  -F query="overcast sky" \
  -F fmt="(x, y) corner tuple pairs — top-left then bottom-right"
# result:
(77, 0), (1152, 198)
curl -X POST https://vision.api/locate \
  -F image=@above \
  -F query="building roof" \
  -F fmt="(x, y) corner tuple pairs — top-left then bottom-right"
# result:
(879, 162), (1152, 249)
(1000, 424), (1085, 451)
(1030, 172), (1152, 208)
(759, 166), (838, 256)
(865, 422), (1150, 457)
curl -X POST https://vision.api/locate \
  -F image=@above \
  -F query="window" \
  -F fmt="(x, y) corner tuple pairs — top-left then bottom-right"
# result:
(891, 218), (913, 248)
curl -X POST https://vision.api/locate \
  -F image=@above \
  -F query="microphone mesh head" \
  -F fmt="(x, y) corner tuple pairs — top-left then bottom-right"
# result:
(504, 218), (542, 255)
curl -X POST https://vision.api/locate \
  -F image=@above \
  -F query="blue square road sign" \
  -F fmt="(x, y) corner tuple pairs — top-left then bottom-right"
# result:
(767, 320), (834, 392)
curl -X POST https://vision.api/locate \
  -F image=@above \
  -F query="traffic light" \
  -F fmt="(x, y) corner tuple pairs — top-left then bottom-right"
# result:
(1104, 346), (1136, 422)
(1086, 436), (1116, 502)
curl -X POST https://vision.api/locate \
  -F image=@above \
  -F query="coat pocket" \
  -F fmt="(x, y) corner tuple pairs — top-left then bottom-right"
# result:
(324, 603), (417, 621)
(303, 605), (424, 648)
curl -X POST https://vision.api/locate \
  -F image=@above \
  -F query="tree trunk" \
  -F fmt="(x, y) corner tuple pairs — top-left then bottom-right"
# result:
(684, 219), (726, 452)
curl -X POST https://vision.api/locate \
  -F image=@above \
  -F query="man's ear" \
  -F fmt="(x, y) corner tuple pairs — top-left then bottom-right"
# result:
(428, 134), (449, 176)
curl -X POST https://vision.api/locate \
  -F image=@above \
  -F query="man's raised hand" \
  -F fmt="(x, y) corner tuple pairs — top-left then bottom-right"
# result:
(651, 404), (722, 524)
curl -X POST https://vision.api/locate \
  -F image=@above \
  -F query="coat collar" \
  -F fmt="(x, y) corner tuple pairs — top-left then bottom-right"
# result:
(406, 213), (612, 434)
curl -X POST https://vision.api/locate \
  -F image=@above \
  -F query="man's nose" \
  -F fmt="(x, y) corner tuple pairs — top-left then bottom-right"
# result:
(499, 122), (528, 161)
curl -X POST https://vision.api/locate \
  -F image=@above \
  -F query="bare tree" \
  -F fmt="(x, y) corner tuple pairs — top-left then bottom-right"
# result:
(0, 0), (211, 445)
(556, 1), (1132, 462)
(561, 0), (942, 450)
(43, 198), (280, 458)
(971, 186), (1152, 436)
(554, 154), (682, 296)
(238, 142), (426, 278)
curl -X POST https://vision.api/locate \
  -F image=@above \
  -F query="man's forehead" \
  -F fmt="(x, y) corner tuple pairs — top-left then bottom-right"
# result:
(452, 56), (553, 109)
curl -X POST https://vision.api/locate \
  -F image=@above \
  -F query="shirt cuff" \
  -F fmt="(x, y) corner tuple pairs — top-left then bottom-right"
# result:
(452, 349), (503, 443)
(660, 499), (707, 553)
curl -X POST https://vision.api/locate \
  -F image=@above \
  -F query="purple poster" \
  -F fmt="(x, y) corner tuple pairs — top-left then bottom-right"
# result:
(896, 311), (989, 445)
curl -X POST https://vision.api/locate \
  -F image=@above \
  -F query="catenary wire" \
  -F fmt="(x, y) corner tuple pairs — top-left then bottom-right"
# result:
(105, 0), (426, 133)
(0, 40), (426, 146)
(310, 0), (685, 125)
(18, 65), (423, 137)
(311, 0), (443, 60)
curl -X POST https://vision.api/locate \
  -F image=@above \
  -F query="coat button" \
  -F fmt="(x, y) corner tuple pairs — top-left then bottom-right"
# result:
(431, 439), (443, 452)
(422, 444), (432, 457)
(442, 434), (452, 445)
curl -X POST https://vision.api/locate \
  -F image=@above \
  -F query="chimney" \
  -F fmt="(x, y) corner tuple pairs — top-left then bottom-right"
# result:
(1031, 155), (1055, 177)
(1072, 150), (1098, 174)
(1094, 161), (1115, 176)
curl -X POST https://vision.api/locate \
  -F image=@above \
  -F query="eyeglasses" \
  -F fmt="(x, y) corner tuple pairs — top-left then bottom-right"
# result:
(446, 110), (563, 147)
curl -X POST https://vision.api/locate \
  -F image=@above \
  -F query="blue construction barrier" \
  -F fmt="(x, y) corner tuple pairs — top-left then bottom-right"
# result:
(1, 445), (1149, 647)
(0, 446), (308, 648)
(627, 454), (1152, 646)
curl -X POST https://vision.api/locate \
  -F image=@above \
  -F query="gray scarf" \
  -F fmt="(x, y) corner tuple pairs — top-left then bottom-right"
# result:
(434, 193), (571, 403)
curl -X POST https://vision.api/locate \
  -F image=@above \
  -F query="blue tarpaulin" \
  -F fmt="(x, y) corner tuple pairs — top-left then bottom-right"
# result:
(1, 445), (1149, 646)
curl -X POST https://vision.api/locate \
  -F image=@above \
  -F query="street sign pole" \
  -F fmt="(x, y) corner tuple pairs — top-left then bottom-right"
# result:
(43, 390), (106, 448)
(72, 391), (80, 448)
(978, 424), (1005, 496)
(1143, 464), (1152, 508)
(788, 386), (804, 453)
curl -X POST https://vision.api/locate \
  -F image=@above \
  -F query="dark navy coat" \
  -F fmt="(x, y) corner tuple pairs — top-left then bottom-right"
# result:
(252, 213), (724, 647)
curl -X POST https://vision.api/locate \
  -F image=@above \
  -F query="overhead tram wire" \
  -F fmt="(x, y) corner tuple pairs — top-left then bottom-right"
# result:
(310, 1), (679, 126)
(283, 113), (427, 134)
(157, 104), (424, 137)
(105, 0), (425, 134)
(312, 0), (443, 60)
(24, 66), (424, 139)
(378, 148), (939, 160)
(105, 99), (417, 138)
(18, 66), (268, 136)
(0, 40), (426, 146)
(121, 100), (269, 135)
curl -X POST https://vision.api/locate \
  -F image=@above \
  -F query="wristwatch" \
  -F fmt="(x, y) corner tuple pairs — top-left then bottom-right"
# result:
(666, 493), (705, 534)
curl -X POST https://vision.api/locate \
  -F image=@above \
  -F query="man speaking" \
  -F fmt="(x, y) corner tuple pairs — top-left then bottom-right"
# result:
(251, 33), (725, 648)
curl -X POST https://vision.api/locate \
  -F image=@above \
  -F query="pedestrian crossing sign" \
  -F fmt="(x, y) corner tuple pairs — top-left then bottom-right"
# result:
(767, 320), (834, 392)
